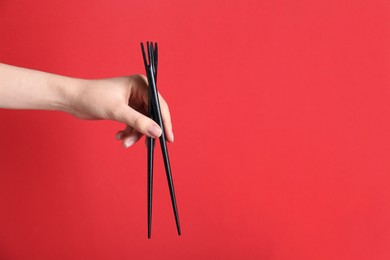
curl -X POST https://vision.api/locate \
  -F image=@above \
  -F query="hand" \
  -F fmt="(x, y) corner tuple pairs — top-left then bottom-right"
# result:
(0, 63), (170, 148)
(69, 75), (174, 148)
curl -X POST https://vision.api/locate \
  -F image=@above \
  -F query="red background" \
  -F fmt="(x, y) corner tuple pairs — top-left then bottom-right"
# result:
(1, 0), (390, 259)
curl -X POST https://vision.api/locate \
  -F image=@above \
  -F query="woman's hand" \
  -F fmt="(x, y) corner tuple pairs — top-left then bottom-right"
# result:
(0, 63), (173, 149)
(69, 75), (174, 148)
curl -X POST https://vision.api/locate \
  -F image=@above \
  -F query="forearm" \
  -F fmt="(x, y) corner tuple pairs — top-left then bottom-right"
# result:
(0, 63), (82, 113)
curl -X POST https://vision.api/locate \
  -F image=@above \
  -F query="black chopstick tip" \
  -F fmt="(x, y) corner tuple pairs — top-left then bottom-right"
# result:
(176, 224), (181, 236)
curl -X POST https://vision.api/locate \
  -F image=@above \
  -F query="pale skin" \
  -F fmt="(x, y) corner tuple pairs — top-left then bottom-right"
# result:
(0, 63), (174, 148)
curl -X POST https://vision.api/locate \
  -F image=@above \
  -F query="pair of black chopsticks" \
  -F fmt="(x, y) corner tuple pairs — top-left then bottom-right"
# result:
(140, 42), (181, 239)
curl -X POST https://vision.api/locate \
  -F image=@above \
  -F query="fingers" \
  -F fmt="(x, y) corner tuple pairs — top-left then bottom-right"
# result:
(115, 125), (131, 140)
(116, 126), (143, 148)
(114, 100), (173, 149)
(114, 105), (162, 138)
(112, 74), (174, 145)
(133, 74), (174, 142)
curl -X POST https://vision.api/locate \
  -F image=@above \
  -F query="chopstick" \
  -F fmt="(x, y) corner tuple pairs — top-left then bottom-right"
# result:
(141, 43), (154, 239)
(141, 42), (181, 238)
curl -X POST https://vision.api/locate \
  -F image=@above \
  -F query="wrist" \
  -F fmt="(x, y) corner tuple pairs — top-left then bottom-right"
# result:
(53, 76), (87, 114)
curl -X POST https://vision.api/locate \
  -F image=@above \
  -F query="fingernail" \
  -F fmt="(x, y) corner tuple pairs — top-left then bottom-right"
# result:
(116, 132), (123, 140)
(147, 124), (162, 138)
(170, 132), (174, 142)
(124, 138), (136, 148)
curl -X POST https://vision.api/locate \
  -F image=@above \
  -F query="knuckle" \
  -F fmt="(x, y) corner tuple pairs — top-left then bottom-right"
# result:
(138, 74), (148, 82)
(133, 74), (148, 87)
(133, 115), (145, 130)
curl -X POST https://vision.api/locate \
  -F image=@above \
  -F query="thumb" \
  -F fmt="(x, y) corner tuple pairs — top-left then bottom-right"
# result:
(116, 105), (162, 138)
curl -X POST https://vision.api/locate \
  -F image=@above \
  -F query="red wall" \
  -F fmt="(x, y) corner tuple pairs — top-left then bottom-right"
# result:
(1, 0), (389, 259)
